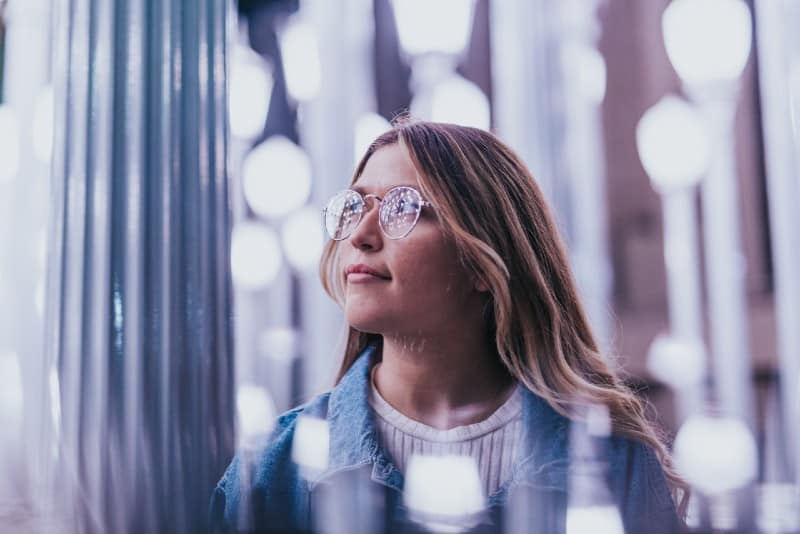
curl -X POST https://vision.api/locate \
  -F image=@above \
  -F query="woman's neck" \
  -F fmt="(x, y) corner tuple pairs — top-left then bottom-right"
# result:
(372, 332), (516, 430)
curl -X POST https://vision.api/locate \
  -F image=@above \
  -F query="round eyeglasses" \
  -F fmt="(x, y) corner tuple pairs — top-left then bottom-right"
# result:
(322, 185), (433, 240)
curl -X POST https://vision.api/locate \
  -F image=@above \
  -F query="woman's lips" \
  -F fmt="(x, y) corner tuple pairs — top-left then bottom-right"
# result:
(346, 272), (390, 283)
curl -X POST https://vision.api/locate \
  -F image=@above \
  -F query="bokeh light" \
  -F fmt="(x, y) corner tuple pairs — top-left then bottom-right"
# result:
(404, 454), (484, 529)
(636, 95), (711, 190)
(566, 505), (624, 534)
(413, 74), (490, 130)
(236, 384), (277, 450)
(229, 45), (273, 141)
(230, 221), (282, 290)
(279, 18), (322, 102)
(663, 0), (752, 88)
(674, 414), (757, 494)
(281, 207), (325, 272)
(354, 112), (391, 165)
(242, 136), (312, 219)
(647, 334), (706, 389)
(391, 0), (476, 56)
(291, 415), (330, 473)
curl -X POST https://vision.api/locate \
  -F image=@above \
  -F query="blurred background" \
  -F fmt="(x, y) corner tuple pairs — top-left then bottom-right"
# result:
(0, 0), (798, 531)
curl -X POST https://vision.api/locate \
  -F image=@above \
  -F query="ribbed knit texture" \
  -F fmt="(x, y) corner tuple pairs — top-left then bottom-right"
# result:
(368, 366), (522, 498)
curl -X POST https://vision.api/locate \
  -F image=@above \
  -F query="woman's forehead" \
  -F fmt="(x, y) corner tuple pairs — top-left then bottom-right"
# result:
(352, 145), (422, 195)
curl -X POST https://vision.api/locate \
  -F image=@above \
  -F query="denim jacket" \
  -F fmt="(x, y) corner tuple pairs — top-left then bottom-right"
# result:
(210, 343), (683, 533)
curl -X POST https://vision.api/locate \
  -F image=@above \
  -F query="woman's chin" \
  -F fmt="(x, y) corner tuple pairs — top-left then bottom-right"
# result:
(345, 309), (390, 335)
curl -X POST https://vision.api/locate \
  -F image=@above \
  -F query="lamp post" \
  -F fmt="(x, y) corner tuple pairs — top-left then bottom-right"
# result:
(390, 0), (488, 129)
(662, 0), (754, 426)
(636, 95), (709, 421)
(662, 1), (757, 529)
(754, 0), (800, 490)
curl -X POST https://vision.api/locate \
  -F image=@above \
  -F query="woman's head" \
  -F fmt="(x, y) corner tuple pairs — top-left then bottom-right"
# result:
(321, 119), (597, 381)
(319, 118), (688, 514)
(325, 140), (489, 340)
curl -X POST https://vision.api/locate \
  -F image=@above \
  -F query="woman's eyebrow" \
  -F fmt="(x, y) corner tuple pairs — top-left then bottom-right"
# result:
(351, 184), (418, 195)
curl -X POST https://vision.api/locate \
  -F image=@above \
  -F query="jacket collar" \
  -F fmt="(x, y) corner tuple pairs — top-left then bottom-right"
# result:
(318, 342), (570, 501)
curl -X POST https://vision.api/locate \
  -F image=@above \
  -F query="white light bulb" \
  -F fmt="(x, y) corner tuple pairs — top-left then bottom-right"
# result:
(292, 415), (330, 473)
(563, 43), (607, 104)
(636, 95), (711, 190)
(391, 0), (476, 56)
(647, 334), (706, 389)
(0, 105), (21, 183)
(230, 221), (282, 290)
(566, 505), (624, 534)
(242, 136), (312, 219)
(404, 455), (485, 529)
(259, 327), (299, 364)
(674, 414), (757, 494)
(279, 18), (321, 102)
(413, 74), (490, 130)
(354, 113), (391, 166)
(281, 207), (324, 273)
(236, 384), (276, 449)
(229, 45), (273, 141)
(662, 0), (752, 88)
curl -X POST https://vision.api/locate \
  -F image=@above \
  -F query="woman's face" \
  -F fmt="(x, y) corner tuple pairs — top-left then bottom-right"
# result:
(338, 144), (482, 337)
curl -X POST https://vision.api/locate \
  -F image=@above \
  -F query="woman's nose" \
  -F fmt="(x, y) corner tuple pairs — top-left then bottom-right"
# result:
(348, 201), (383, 251)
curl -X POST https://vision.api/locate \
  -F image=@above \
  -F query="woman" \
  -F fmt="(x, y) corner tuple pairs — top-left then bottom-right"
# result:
(211, 119), (687, 532)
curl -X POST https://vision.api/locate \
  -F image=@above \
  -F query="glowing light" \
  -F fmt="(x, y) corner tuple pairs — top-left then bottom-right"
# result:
(230, 221), (282, 290)
(662, 0), (752, 88)
(636, 95), (711, 191)
(229, 45), (273, 141)
(647, 334), (706, 388)
(279, 18), (321, 102)
(566, 506), (624, 534)
(563, 43), (607, 103)
(674, 414), (757, 494)
(354, 113), (391, 165)
(242, 136), (312, 219)
(404, 455), (484, 530)
(292, 415), (330, 473)
(281, 207), (324, 272)
(412, 74), (490, 130)
(0, 104), (21, 183)
(236, 384), (276, 449)
(259, 327), (299, 364)
(391, 0), (476, 56)
(586, 403), (611, 438)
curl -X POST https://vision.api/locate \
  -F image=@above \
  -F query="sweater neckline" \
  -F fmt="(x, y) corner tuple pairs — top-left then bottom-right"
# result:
(368, 363), (522, 443)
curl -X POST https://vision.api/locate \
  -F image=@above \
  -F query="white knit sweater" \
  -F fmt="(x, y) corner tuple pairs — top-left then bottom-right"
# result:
(368, 367), (522, 498)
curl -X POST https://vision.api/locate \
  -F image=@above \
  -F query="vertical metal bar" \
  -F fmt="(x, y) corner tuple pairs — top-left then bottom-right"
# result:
(755, 0), (800, 484)
(49, 0), (233, 531)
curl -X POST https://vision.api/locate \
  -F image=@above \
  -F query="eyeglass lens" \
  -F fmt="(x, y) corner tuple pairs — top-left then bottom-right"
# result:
(325, 187), (424, 240)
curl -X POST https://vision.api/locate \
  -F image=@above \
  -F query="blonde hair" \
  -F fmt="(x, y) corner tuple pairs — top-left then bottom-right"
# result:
(318, 118), (688, 516)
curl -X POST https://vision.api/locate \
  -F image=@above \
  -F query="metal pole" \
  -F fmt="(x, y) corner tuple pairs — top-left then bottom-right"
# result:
(47, 0), (234, 531)
(754, 0), (800, 485)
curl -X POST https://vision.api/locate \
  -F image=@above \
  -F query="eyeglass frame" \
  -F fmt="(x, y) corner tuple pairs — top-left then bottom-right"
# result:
(321, 185), (434, 241)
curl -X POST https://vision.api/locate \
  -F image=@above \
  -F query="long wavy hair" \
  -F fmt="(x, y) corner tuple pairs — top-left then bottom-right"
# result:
(318, 118), (688, 515)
